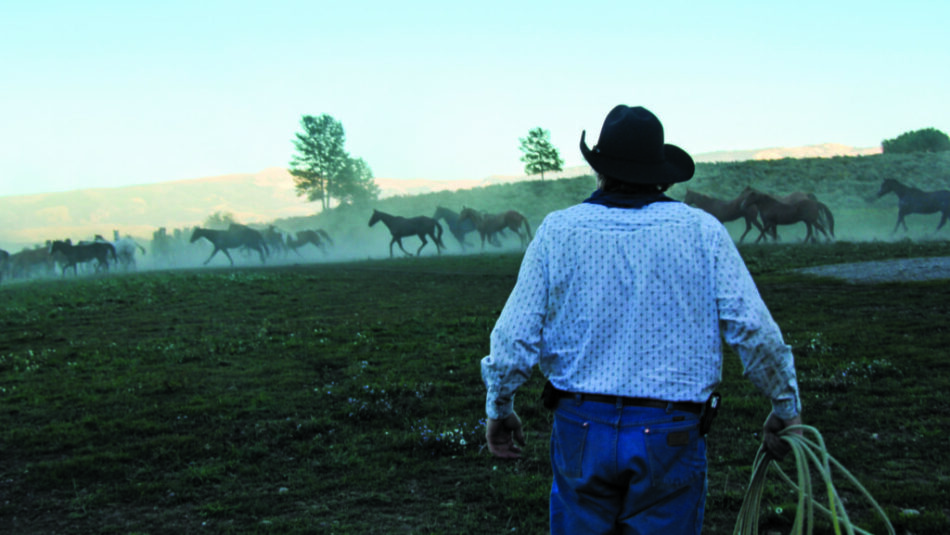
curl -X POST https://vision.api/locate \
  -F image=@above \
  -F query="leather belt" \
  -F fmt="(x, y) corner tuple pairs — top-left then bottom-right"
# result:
(557, 391), (703, 414)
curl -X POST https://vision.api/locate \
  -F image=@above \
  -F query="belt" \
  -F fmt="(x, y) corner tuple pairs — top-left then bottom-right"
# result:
(557, 391), (703, 414)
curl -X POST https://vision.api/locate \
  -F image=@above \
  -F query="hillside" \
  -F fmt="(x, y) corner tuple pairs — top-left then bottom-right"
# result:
(275, 150), (950, 250)
(1, 147), (947, 252)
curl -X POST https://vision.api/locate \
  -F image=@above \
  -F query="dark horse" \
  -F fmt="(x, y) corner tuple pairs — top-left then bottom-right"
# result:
(683, 189), (763, 243)
(190, 223), (269, 265)
(0, 248), (8, 282)
(740, 190), (834, 243)
(49, 239), (117, 276)
(458, 207), (533, 249)
(433, 206), (479, 251)
(876, 178), (950, 233)
(740, 186), (835, 242)
(287, 229), (334, 256)
(368, 209), (446, 257)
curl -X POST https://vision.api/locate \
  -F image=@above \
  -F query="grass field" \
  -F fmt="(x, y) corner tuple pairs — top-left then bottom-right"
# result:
(2, 241), (950, 534)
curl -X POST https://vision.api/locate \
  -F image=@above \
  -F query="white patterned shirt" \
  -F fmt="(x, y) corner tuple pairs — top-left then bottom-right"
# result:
(481, 201), (801, 421)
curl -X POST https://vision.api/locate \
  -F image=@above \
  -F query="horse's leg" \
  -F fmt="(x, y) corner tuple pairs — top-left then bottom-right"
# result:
(937, 211), (950, 232)
(221, 248), (235, 266)
(256, 245), (266, 264)
(754, 222), (770, 244)
(394, 238), (412, 257)
(203, 248), (220, 265)
(803, 223), (814, 243)
(738, 219), (752, 243)
(452, 229), (465, 249)
(415, 234), (428, 256)
(428, 232), (442, 255)
(893, 211), (905, 233)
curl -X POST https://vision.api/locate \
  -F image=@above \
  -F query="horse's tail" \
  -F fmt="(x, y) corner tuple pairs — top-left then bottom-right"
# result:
(434, 221), (446, 249)
(522, 217), (533, 240)
(108, 243), (118, 263)
(818, 202), (835, 237)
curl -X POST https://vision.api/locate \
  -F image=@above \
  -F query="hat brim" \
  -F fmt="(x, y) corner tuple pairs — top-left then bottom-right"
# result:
(580, 131), (695, 184)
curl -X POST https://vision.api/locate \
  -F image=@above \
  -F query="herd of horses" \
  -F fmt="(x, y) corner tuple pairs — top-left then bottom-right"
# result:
(684, 179), (950, 244)
(188, 224), (336, 266)
(367, 206), (534, 258)
(684, 186), (837, 244)
(2, 178), (948, 281)
(0, 231), (149, 281)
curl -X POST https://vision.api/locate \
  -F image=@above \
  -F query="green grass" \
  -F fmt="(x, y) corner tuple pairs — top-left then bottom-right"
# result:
(2, 242), (950, 533)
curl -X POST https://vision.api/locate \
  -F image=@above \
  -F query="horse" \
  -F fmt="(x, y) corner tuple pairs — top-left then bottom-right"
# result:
(740, 190), (833, 244)
(368, 209), (445, 257)
(683, 189), (763, 243)
(49, 239), (118, 276)
(7, 245), (57, 280)
(0, 248), (8, 282)
(876, 178), (950, 233)
(287, 229), (334, 256)
(738, 186), (835, 241)
(190, 223), (269, 265)
(260, 225), (289, 257)
(432, 206), (481, 251)
(96, 232), (147, 270)
(458, 207), (533, 250)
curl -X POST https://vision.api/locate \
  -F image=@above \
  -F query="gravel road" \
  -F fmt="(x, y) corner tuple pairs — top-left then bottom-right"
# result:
(793, 256), (950, 284)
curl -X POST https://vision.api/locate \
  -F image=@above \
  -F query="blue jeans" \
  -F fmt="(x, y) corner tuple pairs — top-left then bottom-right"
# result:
(549, 397), (707, 535)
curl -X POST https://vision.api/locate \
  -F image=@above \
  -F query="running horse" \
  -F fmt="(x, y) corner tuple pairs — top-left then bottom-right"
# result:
(683, 189), (763, 243)
(876, 178), (950, 233)
(740, 189), (833, 244)
(287, 229), (334, 256)
(49, 239), (118, 276)
(189, 223), (269, 265)
(0, 248), (8, 282)
(458, 207), (533, 250)
(368, 209), (446, 257)
(433, 206), (478, 251)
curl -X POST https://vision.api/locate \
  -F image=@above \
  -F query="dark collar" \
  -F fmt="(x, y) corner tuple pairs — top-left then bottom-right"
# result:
(582, 189), (678, 209)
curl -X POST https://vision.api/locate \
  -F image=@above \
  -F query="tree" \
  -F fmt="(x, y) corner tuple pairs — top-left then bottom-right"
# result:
(289, 114), (349, 211)
(332, 157), (380, 207)
(882, 128), (950, 154)
(519, 127), (564, 181)
(204, 211), (236, 229)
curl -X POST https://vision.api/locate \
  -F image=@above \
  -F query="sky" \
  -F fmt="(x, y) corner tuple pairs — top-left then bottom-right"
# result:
(1, 1), (948, 197)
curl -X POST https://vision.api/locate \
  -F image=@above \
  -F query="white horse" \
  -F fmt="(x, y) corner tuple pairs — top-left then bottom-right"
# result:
(96, 232), (147, 270)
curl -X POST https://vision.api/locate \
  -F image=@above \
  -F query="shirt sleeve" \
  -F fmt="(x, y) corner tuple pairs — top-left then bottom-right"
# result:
(714, 229), (802, 420)
(481, 235), (548, 420)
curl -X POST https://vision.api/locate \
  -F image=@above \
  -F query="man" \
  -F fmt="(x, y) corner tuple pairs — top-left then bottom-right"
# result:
(481, 105), (802, 534)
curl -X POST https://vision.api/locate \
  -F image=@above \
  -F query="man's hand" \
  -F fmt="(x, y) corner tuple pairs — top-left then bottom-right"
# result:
(486, 413), (526, 459)
(763, 412), (803, 462)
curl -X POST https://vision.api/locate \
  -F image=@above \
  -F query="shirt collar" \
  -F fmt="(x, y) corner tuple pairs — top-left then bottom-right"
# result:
(582, 189), (678, 209)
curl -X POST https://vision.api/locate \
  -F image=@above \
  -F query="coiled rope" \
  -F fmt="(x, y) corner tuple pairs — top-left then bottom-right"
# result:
(734, 425), (895, 535)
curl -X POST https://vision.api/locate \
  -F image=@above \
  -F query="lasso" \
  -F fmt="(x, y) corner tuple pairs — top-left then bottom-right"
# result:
(734, 425), (895, 535)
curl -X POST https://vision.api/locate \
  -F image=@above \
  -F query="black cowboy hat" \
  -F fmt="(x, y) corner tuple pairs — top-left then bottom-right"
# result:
(580, 105), (695, 184)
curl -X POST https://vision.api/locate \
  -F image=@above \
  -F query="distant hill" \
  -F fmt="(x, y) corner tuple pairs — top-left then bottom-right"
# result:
(0, 143), (883, 250)
(693, 143), (881, 163)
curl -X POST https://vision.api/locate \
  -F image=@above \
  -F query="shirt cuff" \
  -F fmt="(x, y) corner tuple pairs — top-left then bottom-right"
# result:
(770, 396), (801, 421)
(486, 395), (514, 420)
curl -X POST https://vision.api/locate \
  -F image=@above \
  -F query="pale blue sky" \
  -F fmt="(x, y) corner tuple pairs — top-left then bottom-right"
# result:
(1, 1), (947, 197)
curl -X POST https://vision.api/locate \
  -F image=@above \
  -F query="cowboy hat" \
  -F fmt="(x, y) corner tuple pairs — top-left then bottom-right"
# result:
(580, 105), (694, 184)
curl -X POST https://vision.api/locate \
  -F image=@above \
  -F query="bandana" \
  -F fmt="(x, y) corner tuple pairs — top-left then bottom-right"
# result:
(582, 189), (677, 209)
